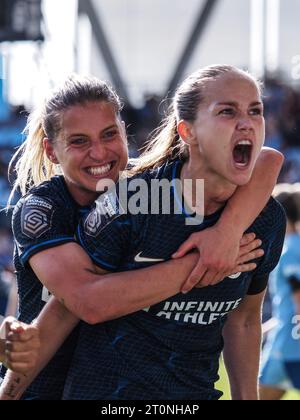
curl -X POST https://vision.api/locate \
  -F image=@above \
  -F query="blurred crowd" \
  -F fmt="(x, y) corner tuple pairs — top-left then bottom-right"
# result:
(0, 76), (300, 319)
(0, 105), (26, 316)
(264, 78), (300, 183)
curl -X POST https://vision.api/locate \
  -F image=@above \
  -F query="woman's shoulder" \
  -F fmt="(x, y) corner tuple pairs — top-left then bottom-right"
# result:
(28, 176), (66, 197)
(252, 196), (287, 239)
(262, 197), (286, 223)
(12, 176), (77, 240)
(127, 159), (182, 184)
(14, 176), (70, 214)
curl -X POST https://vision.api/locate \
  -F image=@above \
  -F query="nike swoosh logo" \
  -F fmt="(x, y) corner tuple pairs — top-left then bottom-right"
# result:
(134, 252), (164, 263)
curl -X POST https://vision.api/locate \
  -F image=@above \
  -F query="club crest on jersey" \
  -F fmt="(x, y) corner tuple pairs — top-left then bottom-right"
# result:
(84, 192), (123, 236)
(84, 207), (102, 236)
(21, 195), (54, 239)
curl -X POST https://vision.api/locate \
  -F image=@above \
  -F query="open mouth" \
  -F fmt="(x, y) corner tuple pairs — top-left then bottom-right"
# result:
(232, 140), (253, 168)
(85, 161), (116, 177)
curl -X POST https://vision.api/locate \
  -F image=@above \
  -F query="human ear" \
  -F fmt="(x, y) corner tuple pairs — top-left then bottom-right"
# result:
(177, 120), (196, 146)
(43, 138), (59, 164)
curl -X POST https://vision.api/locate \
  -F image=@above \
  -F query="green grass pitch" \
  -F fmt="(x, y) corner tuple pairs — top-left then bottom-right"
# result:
(217, 361), (300, 400)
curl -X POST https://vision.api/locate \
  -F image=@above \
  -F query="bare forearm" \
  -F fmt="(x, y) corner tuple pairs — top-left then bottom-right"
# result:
(223, 323), (262, 400)
(71, 253), (199, 325)
(32, 244), (199, 327)
(0, 255), (198, 398)
(219, 148), (283, 236)
(0, 300), (78, 400)
(0, 371), (28, 400)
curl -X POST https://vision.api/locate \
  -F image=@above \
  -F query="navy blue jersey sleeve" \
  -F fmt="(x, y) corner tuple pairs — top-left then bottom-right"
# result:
(247, 274), (269, 296)
(247, 199), (287, 295)
(13, 194), (76, 266)
(76, 190), (132, 271)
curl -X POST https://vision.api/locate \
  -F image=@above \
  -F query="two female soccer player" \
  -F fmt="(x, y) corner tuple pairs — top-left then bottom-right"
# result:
(1, 66), (285, 399)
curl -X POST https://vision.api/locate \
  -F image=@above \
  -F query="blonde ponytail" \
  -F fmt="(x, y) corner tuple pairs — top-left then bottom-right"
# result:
(129, 112), (188, 176)
(8, 109), (57, 205)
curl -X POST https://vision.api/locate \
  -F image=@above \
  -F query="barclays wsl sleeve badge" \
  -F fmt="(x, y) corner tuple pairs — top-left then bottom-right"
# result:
(21, 195), (54, 239)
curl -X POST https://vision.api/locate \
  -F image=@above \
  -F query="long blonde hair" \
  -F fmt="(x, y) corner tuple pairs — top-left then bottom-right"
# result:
(8, 75), (122, 204)
(131, 65), (262, 175)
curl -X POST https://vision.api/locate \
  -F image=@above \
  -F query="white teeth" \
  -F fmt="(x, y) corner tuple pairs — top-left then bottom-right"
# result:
(235, 162), (248, 167)
(237, 140), (252, 146)
(88, 163), (112, 176)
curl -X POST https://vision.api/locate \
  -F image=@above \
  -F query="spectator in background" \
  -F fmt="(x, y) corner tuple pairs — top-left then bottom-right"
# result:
(278, 88), (300, 183)
(263, 78), (300, 183)
(264, 115), (283, 152)
(0, 156), (11, 208)
(0, 227), (15, 317)
(0, 104), (27, 208)
(260, 184), (300, 400)
(2, 76), (300, 188)
(0, 104), (26, 316)
(279, 87), (300, 149)
(121, 94), (162, 157)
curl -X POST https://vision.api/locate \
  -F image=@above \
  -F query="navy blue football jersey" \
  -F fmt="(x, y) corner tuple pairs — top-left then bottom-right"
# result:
(0, 176), (91, 399)
(63, 160), (286, 400)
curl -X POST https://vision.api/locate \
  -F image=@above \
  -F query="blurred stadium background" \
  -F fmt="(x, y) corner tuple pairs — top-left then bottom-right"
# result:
(0, 0), (300, 400)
